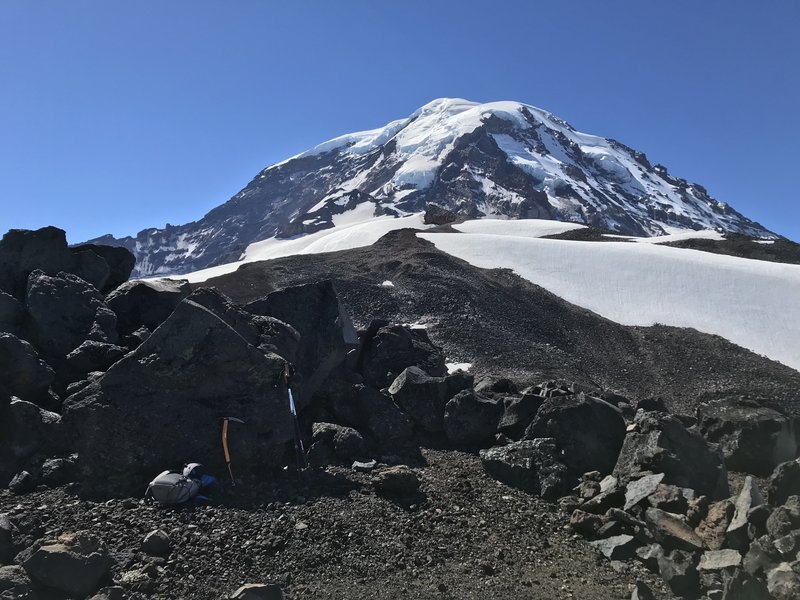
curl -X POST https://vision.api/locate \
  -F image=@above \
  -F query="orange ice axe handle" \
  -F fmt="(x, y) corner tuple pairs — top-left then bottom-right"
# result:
(222, 417), (245, 486)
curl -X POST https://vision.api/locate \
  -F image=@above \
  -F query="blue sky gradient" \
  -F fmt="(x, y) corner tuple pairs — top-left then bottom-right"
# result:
(1, 1), (798, 241)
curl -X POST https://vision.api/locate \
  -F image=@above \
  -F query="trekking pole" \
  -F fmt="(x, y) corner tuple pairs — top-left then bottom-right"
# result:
(222, 417), (245, 486)
(285, 365), (307, 471)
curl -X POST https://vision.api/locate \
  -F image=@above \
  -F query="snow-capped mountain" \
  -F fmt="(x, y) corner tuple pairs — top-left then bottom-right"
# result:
(90, 98), (776, 277)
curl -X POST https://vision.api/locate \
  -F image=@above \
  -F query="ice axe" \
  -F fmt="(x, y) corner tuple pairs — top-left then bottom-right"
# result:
(284, 364), (307, 472)
(221, 416), (245, 486)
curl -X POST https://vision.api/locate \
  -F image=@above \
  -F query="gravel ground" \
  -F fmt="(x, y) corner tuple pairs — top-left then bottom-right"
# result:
(1, 449), (675, 600)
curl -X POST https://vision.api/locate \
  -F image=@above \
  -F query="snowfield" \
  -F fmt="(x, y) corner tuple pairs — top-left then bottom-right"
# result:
(179, 211), (799, 372)
(418, 224), (800, 371)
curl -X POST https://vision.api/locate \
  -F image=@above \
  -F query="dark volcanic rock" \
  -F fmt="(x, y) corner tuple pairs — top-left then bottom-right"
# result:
(589, 534), (637, 560)
(0, 291), (23, 335)
(644, 507), (705, 552)
(190, 287), (300, 362)
(726, 476), (764, 550)
(423, 203), (457, 225)
(245, 280), (357, 408)
(479, 438), (570, 501)
(388, 367), (473, 433)
(696, 398), (799, 476)
(657, 549), (699, 596)
(359, 324), (447, 389)
(443, 389), (502, 446)
(65, 340), (128, 374)
(768, 458), (800, 506)
(496, 393), (543, 440)
(526, 394), (625, 476)
(613, 412), (729, 499)
(23, 531), (112, 597)
(351, 384), (414, 443)
(372, 465), (421, 496)
(25, 270), (117, 358)
(307, 422), (366, 466)
(69, 243), (135, 292)
(0, 226), (75, 298)
(63, 299), (293, 496)
(0, 333), (55, 404)
(105, 278), (191, 336)
(8, 471), (35, 495)
(7, 398), (64, 468)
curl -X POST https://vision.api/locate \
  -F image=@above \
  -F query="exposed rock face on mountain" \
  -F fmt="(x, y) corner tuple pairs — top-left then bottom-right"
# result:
(88, 98), (776, 277)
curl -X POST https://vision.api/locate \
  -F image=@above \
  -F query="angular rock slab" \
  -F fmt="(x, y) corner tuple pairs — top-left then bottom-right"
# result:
(645, 507), (705, 552)
(726, 476), (764, 550)
(63, 299), (293, 496)
(698, 549), (742, 571)
(624, 473), (664, 511)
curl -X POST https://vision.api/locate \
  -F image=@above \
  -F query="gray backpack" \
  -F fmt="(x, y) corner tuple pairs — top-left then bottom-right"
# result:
(146, 468), (201, 505)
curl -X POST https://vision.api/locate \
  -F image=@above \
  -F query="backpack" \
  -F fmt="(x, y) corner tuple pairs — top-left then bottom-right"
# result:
(146, 470), (201, 505)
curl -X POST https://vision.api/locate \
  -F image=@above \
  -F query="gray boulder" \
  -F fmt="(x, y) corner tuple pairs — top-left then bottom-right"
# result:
(696, 398), (799, 476)
(589, 534), (637, 560)
(25, 270), (117, 358)
(388, 367), (473, 433)
(0, 565), (33, 597)
(63, 299), (293, 496)
(526, 393), (625, 476)
(767, 563), (800, 600)
(358, 323), (447, 389)
(479, 438), (570, 501)
(613, 412), (729, 499)
(443, 389), (502, 446)
(766, 496), (800, 538)
(105, 278), (191, 336)
(230, 583), (285, 600)
(23, 531), (111, 597)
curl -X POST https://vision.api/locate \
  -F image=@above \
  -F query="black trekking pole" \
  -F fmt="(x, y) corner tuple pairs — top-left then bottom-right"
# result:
(285, 365), (307, 472)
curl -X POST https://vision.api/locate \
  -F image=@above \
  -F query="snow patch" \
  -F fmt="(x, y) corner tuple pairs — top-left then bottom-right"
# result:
(446, 362), (472, 373)
(419, 230), (800, 371)
(380, 280), (395, 287)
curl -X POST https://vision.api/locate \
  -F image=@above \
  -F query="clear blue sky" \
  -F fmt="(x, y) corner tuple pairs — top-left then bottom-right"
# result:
(1, 1), (798, 242)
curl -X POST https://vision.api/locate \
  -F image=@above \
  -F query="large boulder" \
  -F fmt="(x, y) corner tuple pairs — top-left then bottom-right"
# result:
(0, 226), (75, 298)
(358, 323), (447, 389)
(0, 227), (129, 298)
(105, 278), (191, 337)
(23, 531), (112, 597)
(245, 280), (358, 408)
(613, 412), (729, 499)
(0, 333), (54, 403)
(768, 458), (800, 506)
(69, 243), (135, 292)
(63, 299), (293, 496)
(388, 367), (473, 433)
(696, 398), (799, 476)
(443, 389), (502, 446)
(479, 438), (570, 501)
(526, 394), (625, 476)
(190, 287), (300, 361)
(25, 270), (117, 358)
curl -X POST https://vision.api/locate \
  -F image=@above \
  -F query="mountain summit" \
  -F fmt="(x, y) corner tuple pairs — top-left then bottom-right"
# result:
(91, 98), (775, 277)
